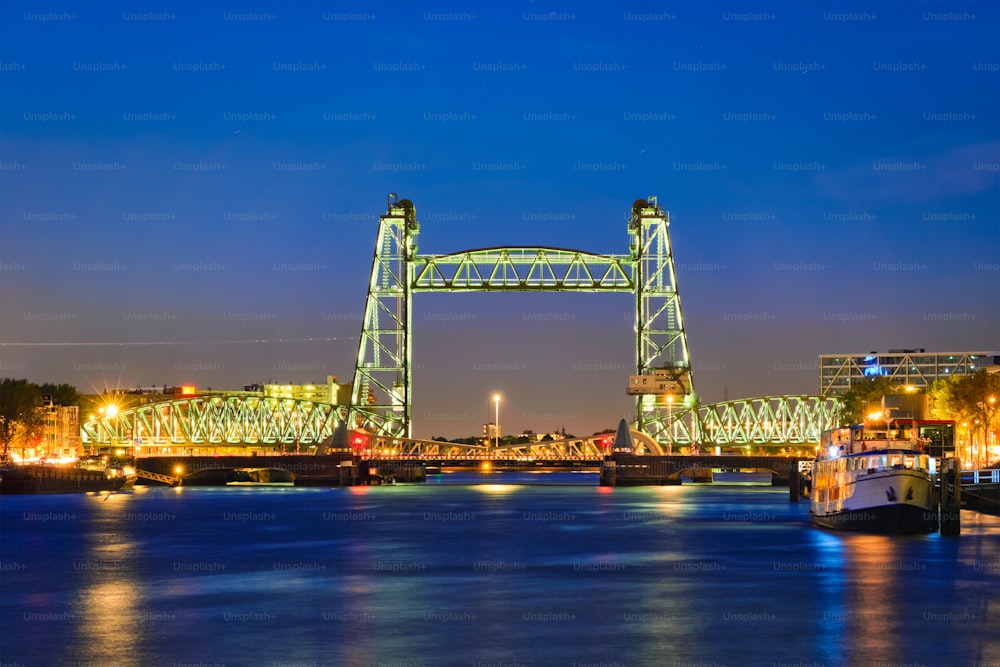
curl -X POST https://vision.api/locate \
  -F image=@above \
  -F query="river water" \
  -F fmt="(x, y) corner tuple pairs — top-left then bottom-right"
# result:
(2, 471), (998, 667)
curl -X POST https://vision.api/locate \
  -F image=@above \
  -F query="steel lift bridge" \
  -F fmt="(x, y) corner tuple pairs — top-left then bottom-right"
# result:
(350, 194), (838, 452)
(81, 195), (838, 454)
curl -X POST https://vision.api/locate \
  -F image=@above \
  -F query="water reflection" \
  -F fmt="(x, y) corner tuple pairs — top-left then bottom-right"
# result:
(2, 481), (997, 665)
(842, 535), (901, 659)
(807, 528), (847, 663)
(74, 497), (144, 665)
(474, 483), (522, 494)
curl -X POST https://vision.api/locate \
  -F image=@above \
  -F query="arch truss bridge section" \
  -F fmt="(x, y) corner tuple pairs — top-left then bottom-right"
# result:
(357, 430), (660, 460)
(350, 194), (693, 441)
(665, 395), (841, 446)
(80, 396), (347, 447)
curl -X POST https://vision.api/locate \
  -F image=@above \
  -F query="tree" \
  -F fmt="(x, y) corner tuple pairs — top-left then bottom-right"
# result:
(0, 378), (43, 461)
(838, 376), (903, 426)
(929, 371), (1000, 466)
(37, 382), (82, 407)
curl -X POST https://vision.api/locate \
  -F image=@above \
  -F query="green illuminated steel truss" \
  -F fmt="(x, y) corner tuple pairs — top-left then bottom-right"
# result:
(80, 395), (346, 447)
(412, 248), (633, 291)
(669, 395), (841, 447)
(76, 393), (837, 450)
(349, 195), (693, 443)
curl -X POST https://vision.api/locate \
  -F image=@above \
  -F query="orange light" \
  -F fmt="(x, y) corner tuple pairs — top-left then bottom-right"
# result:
(181, 386), (197, 396)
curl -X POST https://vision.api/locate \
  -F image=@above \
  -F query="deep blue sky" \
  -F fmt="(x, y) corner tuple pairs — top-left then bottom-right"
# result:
(1, 1), (998, 438)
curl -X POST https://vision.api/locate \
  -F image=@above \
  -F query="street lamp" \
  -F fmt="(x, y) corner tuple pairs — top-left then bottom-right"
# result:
(493, 394), (501, 452)
(100, 403), (120, 461)
(666, 395), (674, 454)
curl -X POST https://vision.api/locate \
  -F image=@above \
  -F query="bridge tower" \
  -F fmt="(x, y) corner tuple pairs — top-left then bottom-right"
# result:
(629, 198), (697, 443)
(350, 194), (419, 437)
(348, 194), (701, 445)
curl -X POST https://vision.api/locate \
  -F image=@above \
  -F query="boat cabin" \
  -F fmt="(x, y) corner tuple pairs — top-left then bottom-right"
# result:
(820, 419), (955, 459)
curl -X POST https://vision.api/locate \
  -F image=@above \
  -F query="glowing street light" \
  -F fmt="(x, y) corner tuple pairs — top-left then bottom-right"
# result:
(666, 395), (674, 454)
(493, 394), (501, 452)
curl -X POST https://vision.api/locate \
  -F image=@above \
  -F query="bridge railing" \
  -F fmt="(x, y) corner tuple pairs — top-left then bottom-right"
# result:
(961, 469), (1000, 485)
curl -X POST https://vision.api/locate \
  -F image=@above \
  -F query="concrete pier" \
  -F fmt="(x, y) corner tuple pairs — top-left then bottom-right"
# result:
(599, 453), (806, 487)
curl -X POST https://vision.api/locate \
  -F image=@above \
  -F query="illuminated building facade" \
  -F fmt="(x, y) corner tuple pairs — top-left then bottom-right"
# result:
(260, 376), (350, 405)
(28, 403), (82, 461)
(819, 349), (1000, 397)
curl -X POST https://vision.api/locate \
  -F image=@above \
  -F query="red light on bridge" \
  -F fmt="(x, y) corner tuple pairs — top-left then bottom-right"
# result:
(350, 433), (369, 450)
(601, 436), (613, 448)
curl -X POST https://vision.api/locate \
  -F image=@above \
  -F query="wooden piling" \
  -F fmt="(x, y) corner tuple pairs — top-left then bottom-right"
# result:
(940, 458), (961, 536)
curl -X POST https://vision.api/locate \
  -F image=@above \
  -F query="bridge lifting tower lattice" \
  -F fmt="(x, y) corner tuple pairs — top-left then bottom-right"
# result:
(350, 194), (418, 435)
(349, 195), (695, 443)
(629, 198), (696, 443)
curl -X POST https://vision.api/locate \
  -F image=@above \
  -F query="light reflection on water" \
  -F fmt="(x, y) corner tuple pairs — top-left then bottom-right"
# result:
(1, 477), (998, 666)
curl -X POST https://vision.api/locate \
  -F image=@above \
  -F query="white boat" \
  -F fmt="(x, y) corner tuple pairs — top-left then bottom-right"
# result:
(810, 422), (941, 533)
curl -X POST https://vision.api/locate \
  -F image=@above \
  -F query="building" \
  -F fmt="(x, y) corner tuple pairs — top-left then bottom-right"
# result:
(819, 349), (1000, 396)
(39, 402), (82, 460)
(483, 422), (498, 444)
(259, 376), (350, 405)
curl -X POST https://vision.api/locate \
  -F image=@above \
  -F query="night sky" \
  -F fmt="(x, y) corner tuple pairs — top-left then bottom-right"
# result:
(1, 2), (997, 438)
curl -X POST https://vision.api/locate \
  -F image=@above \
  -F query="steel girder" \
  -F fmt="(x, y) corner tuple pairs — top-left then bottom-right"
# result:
(412, 248), (634, 292)
(80, 396), (347, 446)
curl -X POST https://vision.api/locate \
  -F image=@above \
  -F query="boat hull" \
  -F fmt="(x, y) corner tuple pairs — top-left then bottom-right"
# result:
(810, 503), (938, 534)
(809, 459), (938, 533)
(1, 465), (134, 495)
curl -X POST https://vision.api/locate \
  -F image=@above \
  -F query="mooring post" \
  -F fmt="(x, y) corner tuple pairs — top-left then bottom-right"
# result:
(789, 461), (801, 502)
(940, 458), (961, 536)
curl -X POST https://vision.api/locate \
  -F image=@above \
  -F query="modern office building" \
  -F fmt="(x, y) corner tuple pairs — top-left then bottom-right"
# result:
(819, 349), (1000, 396)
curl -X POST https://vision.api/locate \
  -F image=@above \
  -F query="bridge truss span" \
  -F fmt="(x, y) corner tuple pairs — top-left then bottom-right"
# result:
(357, 430), (661, 460)
(81, 396), (347, 448)
(412, 247), (634, 292)
(666, 395), (841, 447)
